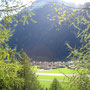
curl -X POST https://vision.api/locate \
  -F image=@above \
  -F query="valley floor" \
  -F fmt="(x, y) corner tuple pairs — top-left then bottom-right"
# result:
(35, 67), (90, 89)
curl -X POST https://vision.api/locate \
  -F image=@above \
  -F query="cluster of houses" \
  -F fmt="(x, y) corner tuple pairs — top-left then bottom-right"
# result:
(31, 61), (76, 70)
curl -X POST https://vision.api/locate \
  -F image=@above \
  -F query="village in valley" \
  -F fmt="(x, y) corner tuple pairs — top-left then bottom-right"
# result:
(31, 61), (76, 70)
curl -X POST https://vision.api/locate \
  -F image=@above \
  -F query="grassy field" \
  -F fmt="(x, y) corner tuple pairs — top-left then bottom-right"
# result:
(36, 67), (79, 74)
(34, 67), (75, 89)
(33, 66), (88, 74)
(37, 68), (76, 74)
(33, 66), (89, 89)
(37, 72), (72, 89)
(39, 81), (71, 90)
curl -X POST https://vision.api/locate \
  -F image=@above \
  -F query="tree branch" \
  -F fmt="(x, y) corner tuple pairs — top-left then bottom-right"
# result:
(0, 1), (33, 12)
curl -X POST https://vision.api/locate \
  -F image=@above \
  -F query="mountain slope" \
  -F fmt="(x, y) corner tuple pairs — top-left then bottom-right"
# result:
(9, 3), (81, 61)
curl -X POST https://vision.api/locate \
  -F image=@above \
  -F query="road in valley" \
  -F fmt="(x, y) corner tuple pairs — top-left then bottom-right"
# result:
(36, 73), (78, 77)
(36, 73), (90, 82)
(37, 79), (70, 82)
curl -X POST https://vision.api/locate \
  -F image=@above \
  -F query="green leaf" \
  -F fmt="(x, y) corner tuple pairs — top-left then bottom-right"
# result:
(31, 19), (37, 23)
(29, 14), (32, 18)
(58, 21), (61, 25)
(14, 24), (17, 27)
(54, 7), (58, 12)
(30, 11), (35, 15)
(73, 10), (77, 12)
(0, 24), (3, 27)
(26, 20), (29, 24)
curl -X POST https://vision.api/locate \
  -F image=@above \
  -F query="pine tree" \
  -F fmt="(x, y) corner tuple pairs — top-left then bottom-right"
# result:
(49, 78), (62, 90)
(19, 52), (42, 90)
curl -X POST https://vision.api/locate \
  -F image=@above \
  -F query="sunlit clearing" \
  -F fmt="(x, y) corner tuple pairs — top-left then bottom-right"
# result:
(63, 0), (90, 5)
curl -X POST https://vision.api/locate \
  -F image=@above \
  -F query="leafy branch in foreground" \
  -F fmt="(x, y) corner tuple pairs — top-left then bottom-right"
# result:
(0, 0), (39, 90)
(65, 4), (90, 90)
(0, 60), (24, 90)
(48, 1), (90, 30)
(49, 1), (90, 90)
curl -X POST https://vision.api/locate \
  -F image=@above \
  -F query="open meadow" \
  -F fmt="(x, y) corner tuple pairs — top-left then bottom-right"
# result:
(33, 66), (85, 89)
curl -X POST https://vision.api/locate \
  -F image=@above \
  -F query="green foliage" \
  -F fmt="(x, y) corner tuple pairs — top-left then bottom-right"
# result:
(0, 0), (37, 27)
(49, 78), (62, 90)
(19, 52), (42, 90)
(48, 3), (75, 28)
(0, 24), (14, 43)
(64, 3), (90, 90)
(0, 60), (24, 90)
(0, 1), (89, 90)
(49, 0), (90, 71)
(66, 14), (90, 70)
(69, 70), (90, 90)
(48, 2), (90, 90)
(0, 22), (24, 89)
(0, 0), (38, 90)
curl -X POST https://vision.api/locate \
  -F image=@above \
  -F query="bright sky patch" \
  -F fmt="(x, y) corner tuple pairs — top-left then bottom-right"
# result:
(63, 0), (90, 5)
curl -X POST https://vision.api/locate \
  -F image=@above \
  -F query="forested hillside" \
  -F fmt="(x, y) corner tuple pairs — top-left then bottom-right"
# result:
(9, 3), (81, 61)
